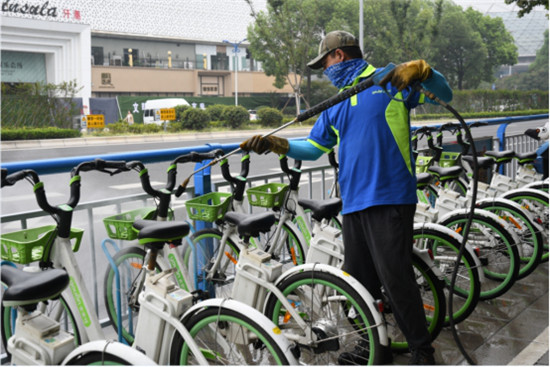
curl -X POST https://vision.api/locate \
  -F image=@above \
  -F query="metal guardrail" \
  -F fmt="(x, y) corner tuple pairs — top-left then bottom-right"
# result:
(1, 115), (547, 334)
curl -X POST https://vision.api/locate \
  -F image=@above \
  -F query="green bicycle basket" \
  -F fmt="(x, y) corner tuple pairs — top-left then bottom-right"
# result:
(439, 152), (461, 168)
(416, 155), (434, 174)
(246, 183), (289, 208)
(103, 207), (158, 240)
(1, 225), (83, 264)
(185, 192), (232, 222)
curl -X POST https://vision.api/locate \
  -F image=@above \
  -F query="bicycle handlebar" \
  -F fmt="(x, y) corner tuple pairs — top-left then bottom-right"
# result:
(328, 150), (338, 169)
(279, 155), (302, 191)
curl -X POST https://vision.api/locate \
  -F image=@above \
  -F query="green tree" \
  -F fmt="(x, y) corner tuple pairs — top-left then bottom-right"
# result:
(1, 80), (82, 128)
(431, 5), (488, 89)
(504, 0), (549, 17)
(246, 0), (324, 115)
(464, 8), (518, 83)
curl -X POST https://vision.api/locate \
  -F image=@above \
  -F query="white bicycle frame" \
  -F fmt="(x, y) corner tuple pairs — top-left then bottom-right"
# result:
(204, 222), (389, 348)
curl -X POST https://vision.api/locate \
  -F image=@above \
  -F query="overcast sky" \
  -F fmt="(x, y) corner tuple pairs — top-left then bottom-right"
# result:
(451, 0), (546, 14)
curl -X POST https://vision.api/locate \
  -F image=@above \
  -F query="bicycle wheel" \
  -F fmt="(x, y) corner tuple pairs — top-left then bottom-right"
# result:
(438, 210), (520, 300)
(103, 246), (163, 344)
(442, 177), (468, 197)
(172, 305), (295, 365)
(477, 199), (544, 279)
(263, 269), (383, 365)
(266, 221), (307, 269)
(1, 293), (81, 356)
(502, 189), (549, 262)
(187, 228), (241, 299)
(384, 253), (446, 352)
(413, 225), (480, 325)
(64, 351), (131, 365)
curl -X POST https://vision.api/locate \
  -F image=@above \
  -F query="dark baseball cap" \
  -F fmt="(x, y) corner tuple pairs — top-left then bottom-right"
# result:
(307, 30), (360, 69)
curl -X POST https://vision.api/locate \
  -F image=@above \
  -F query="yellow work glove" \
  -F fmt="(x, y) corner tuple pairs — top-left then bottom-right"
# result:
(240, 135), (289, 155)
(381, 59), (433, 91)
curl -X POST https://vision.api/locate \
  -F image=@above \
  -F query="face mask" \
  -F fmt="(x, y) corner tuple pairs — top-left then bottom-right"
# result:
(323, 58), (367, 89)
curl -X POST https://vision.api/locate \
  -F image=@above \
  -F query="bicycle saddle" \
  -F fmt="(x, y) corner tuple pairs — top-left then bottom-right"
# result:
(427, 165), (463, 179)
(462, 155), (495, 169)
(297, 198), (342, 222)
(416, 172), (432, 187)
(485, 150), (515, 161)
(514, 151), (537, 165)
(133, 219), (190, 249)
(224, 211), (275, 238)
(1, 266), (69, 309)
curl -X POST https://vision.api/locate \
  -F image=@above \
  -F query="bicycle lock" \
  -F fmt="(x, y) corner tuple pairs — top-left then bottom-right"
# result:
(174, 62), (479, 364)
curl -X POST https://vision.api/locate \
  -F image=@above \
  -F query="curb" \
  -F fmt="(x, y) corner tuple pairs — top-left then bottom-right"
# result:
(508, 327), (549, 365)
(0, 127), (313, 151)
(0, 120), (447, 151)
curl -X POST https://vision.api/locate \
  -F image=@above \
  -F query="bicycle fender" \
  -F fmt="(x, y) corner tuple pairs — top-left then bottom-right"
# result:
(477, 197), (544, 233)
(500, 187), (549, 201)
(437, 208), (522, 258)
(272, 263), (389, 347)
(181, 298), (299, 365)
(62, 340), (156, 365)
(414, 222), (484, 281)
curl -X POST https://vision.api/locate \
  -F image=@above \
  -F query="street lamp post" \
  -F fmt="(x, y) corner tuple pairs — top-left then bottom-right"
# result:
(223, 38), (247, 106)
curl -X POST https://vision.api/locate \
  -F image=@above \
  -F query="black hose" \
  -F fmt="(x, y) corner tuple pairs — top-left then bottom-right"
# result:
(418, 87), (478, 365)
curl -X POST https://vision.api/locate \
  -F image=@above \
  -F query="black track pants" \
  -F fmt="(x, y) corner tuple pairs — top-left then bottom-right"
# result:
(342, 204), (432, 351)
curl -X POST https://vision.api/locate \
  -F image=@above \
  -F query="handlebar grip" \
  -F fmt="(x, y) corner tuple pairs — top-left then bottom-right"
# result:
(102, 160), (130, 170)
(239, 154), (250, 178)
(279, 155), (290, 174)
(126, 160), (145, 170)
(438, 122), (459, 132)
(328, 151), (339, 169)
(2, 170), (39, 187)
(173, 150), (222, 165)
(469, 122), (488, 128)
(174, 184), (186, 198)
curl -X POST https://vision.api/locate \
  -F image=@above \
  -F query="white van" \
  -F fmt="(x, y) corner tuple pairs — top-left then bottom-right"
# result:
(142, 98), (190, 124)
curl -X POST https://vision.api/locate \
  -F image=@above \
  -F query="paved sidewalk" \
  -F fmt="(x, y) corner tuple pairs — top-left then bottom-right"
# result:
(392, 262), (549, 365)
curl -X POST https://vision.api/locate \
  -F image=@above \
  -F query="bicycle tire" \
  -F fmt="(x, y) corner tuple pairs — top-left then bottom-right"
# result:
(269, 221), (308, 267)
(442, 177), (469, 197)
(103, 246), (163, 344)
(171, 305), (294, 365)
(413, 225), (480, 325)
(501, 189), (549, 262)
(438, 210), (520, 300)
(383, 253), (446, 351)
(187, 228), (241, 299)
(263, 269), (383, 365)
(477, 198), (544, 279)
(1, 293), (81, 356)
(64, 351), (131, 365)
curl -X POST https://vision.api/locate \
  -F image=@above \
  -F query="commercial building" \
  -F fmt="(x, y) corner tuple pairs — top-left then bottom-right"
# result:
(1, 0), (292, 119)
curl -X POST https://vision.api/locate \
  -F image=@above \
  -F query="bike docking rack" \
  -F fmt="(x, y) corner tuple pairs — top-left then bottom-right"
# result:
(1, 114), (548, 363)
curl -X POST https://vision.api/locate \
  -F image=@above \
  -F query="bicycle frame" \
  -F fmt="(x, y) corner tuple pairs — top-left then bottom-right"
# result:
(202, 220), (389, 348)
(47, 236), (105, 343)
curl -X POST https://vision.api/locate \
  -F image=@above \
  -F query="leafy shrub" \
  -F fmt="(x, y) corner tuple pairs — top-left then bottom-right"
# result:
(222, 105), (249, 129)
(206, 104), (227, 121)
(1, 127), (81, 141)
(181, 108), (210, 130)
(175, 105), (192, 122)
(258, 107), (283, 127)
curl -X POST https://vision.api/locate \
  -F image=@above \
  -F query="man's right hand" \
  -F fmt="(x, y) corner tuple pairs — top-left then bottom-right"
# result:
(240, 135), (289, 155)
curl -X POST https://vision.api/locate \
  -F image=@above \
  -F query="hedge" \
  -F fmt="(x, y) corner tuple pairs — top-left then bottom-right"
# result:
(1, 127), (81, 141)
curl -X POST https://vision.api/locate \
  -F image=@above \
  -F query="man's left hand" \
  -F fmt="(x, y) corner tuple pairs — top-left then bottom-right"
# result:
(381, 60), (433, 91)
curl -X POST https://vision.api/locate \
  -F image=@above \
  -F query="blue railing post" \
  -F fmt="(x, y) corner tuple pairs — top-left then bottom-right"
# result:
(497, 122), (510, 174)
(193, 160), (215, 295)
